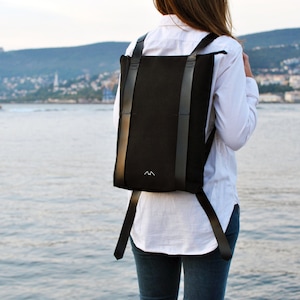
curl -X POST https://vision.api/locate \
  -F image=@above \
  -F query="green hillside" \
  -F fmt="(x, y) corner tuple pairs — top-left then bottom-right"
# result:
(0, 28), (299, 80)
(240, 28), (300, 49)
(247, 44), (299, 70)
(239, 28), (300, 71)
(0, 42), (129, 80)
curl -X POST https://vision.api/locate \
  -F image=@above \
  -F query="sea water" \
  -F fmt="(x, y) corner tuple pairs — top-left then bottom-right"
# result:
(0, 103), (299, 300)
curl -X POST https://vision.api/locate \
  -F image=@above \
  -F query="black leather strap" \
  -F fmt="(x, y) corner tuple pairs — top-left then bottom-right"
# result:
(114, 190), (141, 260)
(114, 35), (147, 187)
(132, 34), (147, 59)
(205, 127), (216, 162)
(198, 127), (232, 260)
(191, 33), (218, 57)
(175, 33), (218, 189)
(196, 190), (232, 260)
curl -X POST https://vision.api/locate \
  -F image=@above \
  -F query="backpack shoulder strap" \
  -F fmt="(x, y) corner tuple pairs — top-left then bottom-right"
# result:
(132, 34), (147, 59)
(190, 33), (219, 56)
(196, 190), (233, 261)
(114, 191), (141, 260)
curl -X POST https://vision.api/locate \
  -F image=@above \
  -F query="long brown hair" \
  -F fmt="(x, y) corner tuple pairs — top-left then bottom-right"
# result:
(153, 0), (233, 37)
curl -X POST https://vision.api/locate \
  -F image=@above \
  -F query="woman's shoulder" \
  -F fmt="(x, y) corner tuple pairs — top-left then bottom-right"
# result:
(124, 39), (138, 56)
(211, 35), (242, 55)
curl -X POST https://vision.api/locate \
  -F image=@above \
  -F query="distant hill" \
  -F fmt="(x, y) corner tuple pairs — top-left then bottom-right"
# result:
(0, 28), (299, 80)
(0, 42), (129, 80)
(239, 28), (300, 70)
(240, 28), (300, 49)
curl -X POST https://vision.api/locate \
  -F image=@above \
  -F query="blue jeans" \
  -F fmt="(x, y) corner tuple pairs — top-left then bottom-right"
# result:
(131, 204), (240, 300)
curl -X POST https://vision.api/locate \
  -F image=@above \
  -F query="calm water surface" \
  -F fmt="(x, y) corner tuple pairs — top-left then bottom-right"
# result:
(0, 103), (299, 299)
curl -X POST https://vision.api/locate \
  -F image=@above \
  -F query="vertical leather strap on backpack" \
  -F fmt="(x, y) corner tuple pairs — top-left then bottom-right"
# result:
(175, 33), (218, 189)
(114, 34), (147, 187)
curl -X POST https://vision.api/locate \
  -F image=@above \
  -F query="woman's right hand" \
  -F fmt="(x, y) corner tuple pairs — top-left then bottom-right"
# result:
(243, 52), (254, 78)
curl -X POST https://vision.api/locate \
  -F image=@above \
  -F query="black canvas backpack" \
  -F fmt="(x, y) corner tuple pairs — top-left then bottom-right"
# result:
(113, 33), (232, 261)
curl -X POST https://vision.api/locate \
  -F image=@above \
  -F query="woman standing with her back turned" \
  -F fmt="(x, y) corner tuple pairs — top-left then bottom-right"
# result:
(113, 0), (259, 299)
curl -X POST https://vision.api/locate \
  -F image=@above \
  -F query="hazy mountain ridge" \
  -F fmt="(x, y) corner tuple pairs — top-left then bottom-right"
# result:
(0, 42), (128, 80)
(0, 28), (299, 81)
(239, 28), (300, 49)
(240, 28), (300, 70)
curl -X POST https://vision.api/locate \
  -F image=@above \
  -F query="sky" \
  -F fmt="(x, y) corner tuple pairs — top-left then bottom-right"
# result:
(1, 0), (299, 51)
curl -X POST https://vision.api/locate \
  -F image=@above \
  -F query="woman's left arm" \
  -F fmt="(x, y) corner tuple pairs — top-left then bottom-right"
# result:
(213, 44), (259, 151)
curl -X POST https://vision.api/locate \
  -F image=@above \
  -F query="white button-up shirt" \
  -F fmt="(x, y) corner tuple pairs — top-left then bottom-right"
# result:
(113, 15), (259, 255)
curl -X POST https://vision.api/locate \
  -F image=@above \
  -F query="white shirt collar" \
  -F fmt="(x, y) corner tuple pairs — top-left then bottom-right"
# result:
(158, 14), (190, 27)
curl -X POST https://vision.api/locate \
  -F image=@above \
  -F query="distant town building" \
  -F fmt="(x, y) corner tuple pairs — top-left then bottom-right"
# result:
(259, 93), (283, 103)
(289, 75), (300, 89)
(53, 72), (59, 92)
(90, 81), (99, 91)
(102, 87), (115, 102)
(255, 74), (289, 86)
(285, 91), (300, 103)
